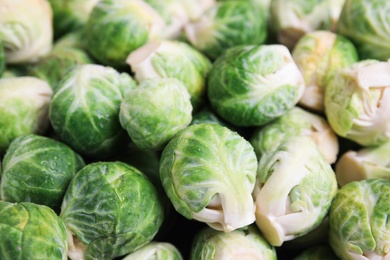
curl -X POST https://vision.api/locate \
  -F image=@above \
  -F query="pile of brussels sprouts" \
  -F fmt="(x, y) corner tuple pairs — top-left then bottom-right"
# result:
(1, 0), (390, 259)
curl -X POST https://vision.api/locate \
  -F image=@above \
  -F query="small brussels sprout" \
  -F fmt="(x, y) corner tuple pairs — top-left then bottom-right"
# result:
(335, 141), (390, 187)
(337, 0), (390, 61)
(160, 123), (258, 232)
(293, 245), (338, 260)
(27, 47), (93, 91)
(84, 0), (165, 67)
(270, 0), (346, 49)
(48, 0), (100, 39)
(0, 76), (52, 154)
(208, 44), (305, 127)
(127, 40), (212, 109)
(184, 1), (267, 59)
(190, 225), (277, 260)
(292, 31), (359, 112)
(254, 136), (337, 246)
(0, 201), (67, 259)
(120, 78), (192, 151)
(60, 161), (164, 260)
(0, 134), (85, 211)
(250, 107), (339, 164)
(329, 179), (390, 259)
(123, 242), (183, 260)
(49, 64), (136, 159)
(0, 40), (4, 76)
(0, 0), (53, 64)
(324, 60), (390, 147)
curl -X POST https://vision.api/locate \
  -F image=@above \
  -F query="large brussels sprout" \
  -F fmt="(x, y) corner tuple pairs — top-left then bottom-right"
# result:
(208, 44), (305, 127)
(254, 136), (337, 246)
(0, 76), (52, 154)
(293, 245), (338, 260)
(48, 0), (100, 39)
(184, 1), (267, 59)
(84, 0), (165, 67)
(324, 60), (390, 147)
(190, 225), (276, 260)
(0, 201), (67, 259)
(250, 107), (339, 164)
(120, 78), (193, 151)
(270, 0), (345, 49)
(27, 47), (93, 91)
(292, 31), (359, 112)
(0, 134), (85, 211)
(49, 64), (136, 159)
(160, 123), (258, 232)
(337, 0), (390, 61)
(60, 161), (164, 260)
(123, 242), (183, 260)
(335, 141), (390, 187)
(126, 40), (212, 109)
(329, 179), (390, 259)
(0, 0), (53, 64)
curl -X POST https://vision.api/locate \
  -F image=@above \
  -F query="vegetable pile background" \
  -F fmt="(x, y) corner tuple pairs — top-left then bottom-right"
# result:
(1, 0), (390, 259)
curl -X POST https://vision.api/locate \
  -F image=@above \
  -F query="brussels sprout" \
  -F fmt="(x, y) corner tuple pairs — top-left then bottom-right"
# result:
(184, 1), (267, 59)
(208, 44), (305, 127)
(293, 245), (338, 260)
(335, 141), (390, 187)
(0, 40), (4, 76)
(53, 30), (87, 51)
(84, 0), (165, 67)
(60, 161), (164, 260)
(292, 31), (359, 112)
(0, 0), (53, 64)
(120, 78), (192, 151)
(270, 0), (346, 49)
(123, 242), (183, 260)
(127, 40), (212, 109)
(48, 0), (100, 39)
(250, 107), (339, 164)
(324, 59), (390, 147)
(160, 123), (258, 232)
(0, 76), (52, 154)
(49, 64), (136, 159)
(254, 136), (337, 246)
(337, 0), (390, 61)
(329, 179), (390, 259)
(27, 47), (93, 91)
(0, 134), (85, 211)
(190, 225), (276, 260)
(0, 201), (67, 259)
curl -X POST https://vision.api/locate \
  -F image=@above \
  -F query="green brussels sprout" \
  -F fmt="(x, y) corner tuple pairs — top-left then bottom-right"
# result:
(250, 107), (339, 164)
(0, 0), (53, 64)
(337, 0), (390, 61)
(329, 179), (390, 259)
(60, 161), (164, 260)
(292, 30), (359, 112)
(335, 141), (390, 187)
(0, 76), (52, 154)
(184, 1), (267, 59)
(208, 44), (305, 127)
(123, 242), (183, 260)
(324, 60), (390, 147)
(190, 225), (277, 260)
(0, 201), (67, 259)
(254, 136), (337, 246)
(48, 0), (100, 39)
(49, 64), (136, 159)
(127, 40), (212, 109)
(293, 245), (338, 260)
(160, 123), (258, 232)
(270, 0), (346, 49)
(120, 78), (193, 151)
(84, 0), (165, 67)
(0, 40), (4, 76)
(0, 134), (85, 211)
(27, 47), (93, 91)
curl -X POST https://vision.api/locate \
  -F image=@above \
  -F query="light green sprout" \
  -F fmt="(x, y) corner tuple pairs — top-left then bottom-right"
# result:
(123, 242), (183, 260)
